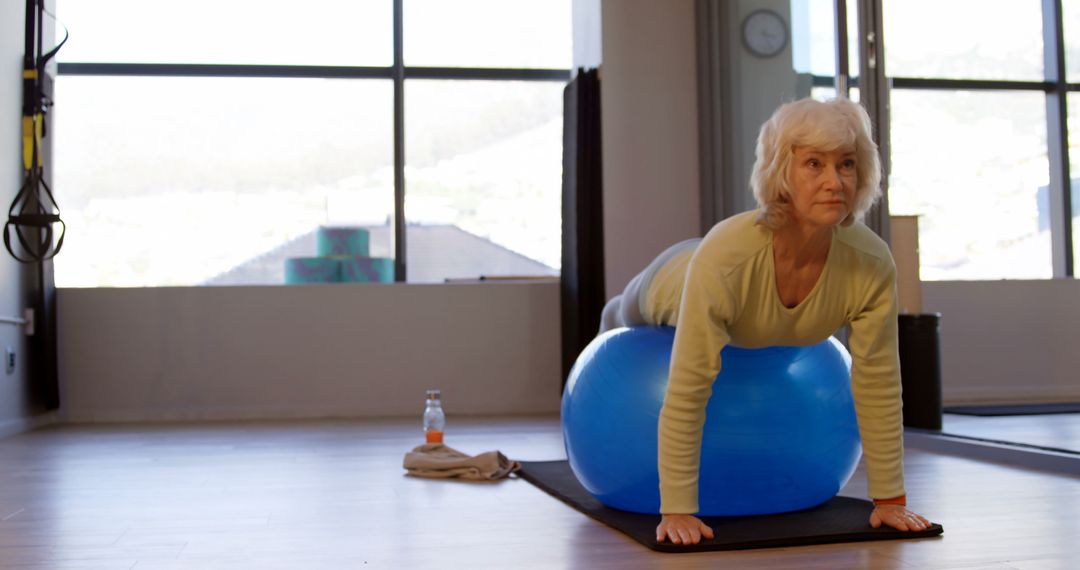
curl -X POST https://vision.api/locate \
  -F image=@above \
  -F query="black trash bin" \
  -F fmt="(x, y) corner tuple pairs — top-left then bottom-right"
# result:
(898, 313), (943, 430)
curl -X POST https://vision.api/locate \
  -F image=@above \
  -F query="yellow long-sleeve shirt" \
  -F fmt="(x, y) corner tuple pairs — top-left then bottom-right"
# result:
(652, 210), (905, 514)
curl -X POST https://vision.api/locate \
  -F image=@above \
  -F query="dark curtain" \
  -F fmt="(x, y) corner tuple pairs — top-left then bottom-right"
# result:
(560, 68), (605, 388)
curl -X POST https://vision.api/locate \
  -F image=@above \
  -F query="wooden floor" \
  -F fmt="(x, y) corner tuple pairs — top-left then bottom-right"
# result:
(0, 416), (1077, 570)
(942, 413), (1080, 453)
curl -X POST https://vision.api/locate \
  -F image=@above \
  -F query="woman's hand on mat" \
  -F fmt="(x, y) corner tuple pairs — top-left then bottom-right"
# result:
(870, 504), (931, 532)
(656, 514), (714, 545)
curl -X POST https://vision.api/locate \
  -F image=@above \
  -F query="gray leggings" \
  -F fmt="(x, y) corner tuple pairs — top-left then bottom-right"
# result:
(599, 238), (701, 334)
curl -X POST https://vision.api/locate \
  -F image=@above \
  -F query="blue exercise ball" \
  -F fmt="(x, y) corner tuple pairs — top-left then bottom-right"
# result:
(562, 326), (861, 516)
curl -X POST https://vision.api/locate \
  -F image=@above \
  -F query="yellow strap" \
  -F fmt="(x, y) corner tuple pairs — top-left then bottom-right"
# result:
(21, 115), (44, 170)
(22, 69), (38, 79)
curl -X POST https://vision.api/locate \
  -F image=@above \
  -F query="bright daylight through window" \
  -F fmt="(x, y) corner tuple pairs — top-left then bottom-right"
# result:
(884, 0), (1077, 280)
(53, 0), (570, 287)
(796, 0), (1077, 280)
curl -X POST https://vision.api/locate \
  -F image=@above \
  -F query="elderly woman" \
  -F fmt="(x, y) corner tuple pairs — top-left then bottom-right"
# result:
(598, 97), (931, 545)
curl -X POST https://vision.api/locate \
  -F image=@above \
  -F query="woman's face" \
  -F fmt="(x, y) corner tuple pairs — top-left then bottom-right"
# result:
(787, 145), (858, 229)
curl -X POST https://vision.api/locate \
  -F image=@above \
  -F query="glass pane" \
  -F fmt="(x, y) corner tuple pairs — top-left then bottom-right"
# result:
(810, 86), (859, 103)
(884, 0), (1043, 81)
(404, 0), (571, 68)
(811, 86), (837, 100)
(792, 1), (858, 101)
(790, 0), (859, 77)
(1067, 0), (1080, 82)
(791, 0), (837, 77)
(888, 90), (1051, 280)
(846, 0), (860, 84)
(404, 80), (563, 283)
(1071, 93), (1080, 272)
(56, 0), (392, 66)
(53, 76), (393, 287)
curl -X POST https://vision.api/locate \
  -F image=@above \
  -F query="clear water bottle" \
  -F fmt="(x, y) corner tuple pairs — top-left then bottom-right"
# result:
(423, 389), (446, 444)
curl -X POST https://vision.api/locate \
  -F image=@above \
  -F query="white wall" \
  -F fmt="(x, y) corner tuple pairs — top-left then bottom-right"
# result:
(0, 0), (38, 437)
(600, 0), (701, 297)
(58, 283), (562, 422)
(726, 0), (805, 215)
(924, 280), (1080, 404)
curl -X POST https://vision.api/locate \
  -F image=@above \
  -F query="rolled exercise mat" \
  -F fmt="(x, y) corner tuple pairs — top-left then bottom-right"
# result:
(340, 256), (394, 283)
(318, 227), (370, 257)
(285, 257), (341, 284)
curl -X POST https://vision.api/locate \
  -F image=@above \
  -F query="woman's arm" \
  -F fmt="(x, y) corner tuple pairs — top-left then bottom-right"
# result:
(657, 256), (736, 516)
(846, 255), (933, 531)
(655, 263), (733, 544)
(847, 258), (906, 500)
(848, 259), (935, 531)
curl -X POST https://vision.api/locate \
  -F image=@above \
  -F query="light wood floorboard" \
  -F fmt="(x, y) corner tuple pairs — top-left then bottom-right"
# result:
(0, 417), (1077, 569)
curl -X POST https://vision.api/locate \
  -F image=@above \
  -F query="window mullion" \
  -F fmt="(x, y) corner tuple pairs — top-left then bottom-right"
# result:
(833, 0), (850, 98)
(1043, 0), (1073, 277)
(856, 0), (891, 243)
(392, 0), (406, 283)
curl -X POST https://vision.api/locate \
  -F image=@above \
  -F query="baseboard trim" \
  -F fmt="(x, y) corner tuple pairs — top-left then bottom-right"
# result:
(905, 428), (1080, 477)
(0, 411), (60, 440)
(59, 405), (561, 424)
(943, 386), (1080, 406)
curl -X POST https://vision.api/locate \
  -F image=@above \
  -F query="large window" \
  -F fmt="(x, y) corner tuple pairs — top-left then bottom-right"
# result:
(889, 90), (1051, 279)
(404, 80), (564, 281)
(54, 0), (394, 66)
(54, 76), (393, 287)
(883, 0), (1077, 280)
(54, 1), (570, 286)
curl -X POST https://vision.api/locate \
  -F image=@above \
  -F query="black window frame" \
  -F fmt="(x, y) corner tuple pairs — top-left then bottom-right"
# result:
(57, 0), (572, 283)
(813, 0), (1077, 278)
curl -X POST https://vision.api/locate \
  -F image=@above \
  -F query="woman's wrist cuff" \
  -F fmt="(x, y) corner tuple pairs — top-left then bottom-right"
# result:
(873, 495), (907, 506)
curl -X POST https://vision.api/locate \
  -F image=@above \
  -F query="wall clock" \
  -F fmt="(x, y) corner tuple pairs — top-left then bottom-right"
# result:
(741, 9), (788, 58)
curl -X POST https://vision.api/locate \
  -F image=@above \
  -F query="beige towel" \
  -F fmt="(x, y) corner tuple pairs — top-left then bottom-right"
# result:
(403, 443), (520, 481)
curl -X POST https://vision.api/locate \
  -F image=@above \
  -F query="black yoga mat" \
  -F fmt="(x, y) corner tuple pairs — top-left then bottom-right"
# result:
(944, 403), (1080, 416)
(518, 460), (943, 553)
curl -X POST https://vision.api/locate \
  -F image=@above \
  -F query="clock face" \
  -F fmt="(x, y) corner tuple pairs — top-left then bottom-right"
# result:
(741, 9), (788, 58)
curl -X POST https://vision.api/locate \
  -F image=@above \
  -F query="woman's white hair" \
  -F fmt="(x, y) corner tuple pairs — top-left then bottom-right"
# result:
(751, 97), (882, 229)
